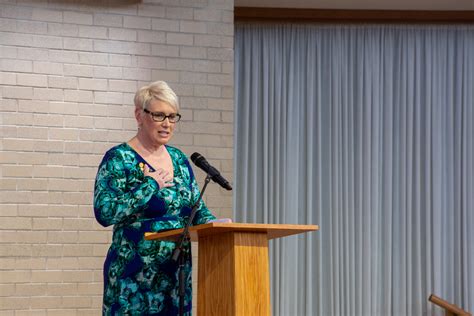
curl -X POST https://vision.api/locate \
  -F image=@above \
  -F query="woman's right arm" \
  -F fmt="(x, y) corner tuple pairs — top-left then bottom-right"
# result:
(93, 151), (159, 227)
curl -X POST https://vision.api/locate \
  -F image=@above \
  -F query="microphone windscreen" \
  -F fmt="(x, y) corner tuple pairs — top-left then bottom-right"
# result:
(190, 152), (202, 164)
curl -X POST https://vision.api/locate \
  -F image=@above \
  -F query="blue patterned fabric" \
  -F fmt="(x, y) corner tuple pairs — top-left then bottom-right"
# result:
(94, 143), (215, 315)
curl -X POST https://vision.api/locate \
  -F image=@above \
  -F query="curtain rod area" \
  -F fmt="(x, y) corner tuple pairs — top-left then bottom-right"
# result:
(234, 7), (474, 24)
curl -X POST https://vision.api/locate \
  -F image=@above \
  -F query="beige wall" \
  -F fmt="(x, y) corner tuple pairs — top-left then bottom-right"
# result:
(0, 0), (234, 314)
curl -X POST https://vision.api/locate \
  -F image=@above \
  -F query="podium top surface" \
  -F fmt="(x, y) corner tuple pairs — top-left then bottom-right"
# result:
(145, 222), (319, 242)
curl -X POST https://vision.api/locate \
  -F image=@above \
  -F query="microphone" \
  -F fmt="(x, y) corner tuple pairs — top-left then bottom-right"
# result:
(190, 153), (232, 190)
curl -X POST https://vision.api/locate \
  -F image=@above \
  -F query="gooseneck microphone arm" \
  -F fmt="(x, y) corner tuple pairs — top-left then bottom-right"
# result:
(172, 174), (212, 316)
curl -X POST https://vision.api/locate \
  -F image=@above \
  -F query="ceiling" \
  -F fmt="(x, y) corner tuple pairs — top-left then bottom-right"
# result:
(234, 0), (474, 11)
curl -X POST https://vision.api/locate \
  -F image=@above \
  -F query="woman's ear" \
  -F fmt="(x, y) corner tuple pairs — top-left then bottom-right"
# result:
(135, 106), (143, 125)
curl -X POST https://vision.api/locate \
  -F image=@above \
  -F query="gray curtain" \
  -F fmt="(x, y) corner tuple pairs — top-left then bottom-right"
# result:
(234, 24), (473, 316)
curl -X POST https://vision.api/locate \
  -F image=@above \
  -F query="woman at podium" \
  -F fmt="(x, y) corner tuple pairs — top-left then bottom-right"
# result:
(93, 81), (216, 315)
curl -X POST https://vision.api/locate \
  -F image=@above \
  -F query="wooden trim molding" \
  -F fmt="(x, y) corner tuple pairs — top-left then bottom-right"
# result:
(235, 7), (474, 23)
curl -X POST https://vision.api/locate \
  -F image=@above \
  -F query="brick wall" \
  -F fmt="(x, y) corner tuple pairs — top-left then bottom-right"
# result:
(0, 0), (234, 314)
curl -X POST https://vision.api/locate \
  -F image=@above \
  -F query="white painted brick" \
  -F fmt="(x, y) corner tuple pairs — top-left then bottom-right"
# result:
(193, 60), (221, 73)
(0, 46), (17, 58)
(165, 7), (193, 20)
(194, 110), (221, 122)
(2, 86), (33, 99)
(166, 58), (194, 71)
(194, 9), (222, 22)
(221, 110), (233, 123)
(194, 85), (221, 97)
(166, 32), (193, 46)
(107, 5), (138, 16)
(63, 11), (93, 25)
(2, 112), (34, 126)
(179, 71), (206, 84)
(1, 126), (17, 137)
(78, 78), (108, 91)
(80, 129), (109, 142)
(47, 23), (79, 37)
(0, 31), (29, 47)
(33, 113), (65, 127)
(63, 37), (93, 51)
(49, 50), (79, 63)
(94, 40), (150, 55)
(63, 116), (94, 129)
(49, 101), (79, 115)
(33, 61), (63, 75)
(17, 20), (48, 34)
(33, 139), (65, 153)
(92, 66), (123, 79)
(122, 118), (138, 131)
(0, 5), (33, 20)
(150, 69), (180, 83)
(0, 98), (18, 112)
(208, 73), (233, 86)
(222, 10), (233, 23)
(32, 9), (63, 23)
(31, 35), (63, 49)
(0, 1), (234, 313)
(64, 64), (93, 77)
(0, 72), (16, 85)
(207, 47), (233, 61)
(64, 90), (93, 103)
(19, 100), (49, 113)
(221, 86), (233, 98)
(151, 18), (179, 32)
(137, 56), (166, 69)
(18, 47), (49, 61)
(218, 37), (232, 50)
(109, 54), (135, 67)
(180, 46), (207, 59)
(194, 34), (221, 48)
(122, 67), (151, 81)
(105, 106), (131, 119)
(170, 83), (193, 97)
(151, 44), (179, 57)
(17, 74), (48, 87)
(1, 59), (33, 73)
(138, 5), (166, 18)
(180, 21), (208, 34)
(124, 16), (151, 29)
(0, 18), (16, 32)
(93, 92), (124, 105)
(222, 61), (232, 74)
(79, 52), (108, 65)
(79, 25), (107, 39)
(109, 27), (137, 41)
(208, 22), (233, 36)
(208, 0), (233, 10)
(193, 134), (221, 146)
(93, 13), (122, 27)
(48, 127), (79, 141)
(48, 76), (78, 89)
(108, 80), (137, 93)
(138, 30), (166, 44)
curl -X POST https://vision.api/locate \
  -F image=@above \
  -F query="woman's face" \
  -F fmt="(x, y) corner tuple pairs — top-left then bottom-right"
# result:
(136, 99), (177, 147)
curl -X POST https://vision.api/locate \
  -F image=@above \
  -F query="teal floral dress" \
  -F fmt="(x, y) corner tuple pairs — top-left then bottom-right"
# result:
(94, 143), (216, 315)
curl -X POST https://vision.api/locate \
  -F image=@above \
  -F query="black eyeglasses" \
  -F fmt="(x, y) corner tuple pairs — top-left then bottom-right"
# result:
(143, 109), (181, 123)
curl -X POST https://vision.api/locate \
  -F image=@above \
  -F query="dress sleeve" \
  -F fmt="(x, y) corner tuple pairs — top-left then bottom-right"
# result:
(93, 150), (159, 227)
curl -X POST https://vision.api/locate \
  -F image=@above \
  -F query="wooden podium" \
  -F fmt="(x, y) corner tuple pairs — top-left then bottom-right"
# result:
(145, 222), (318, 316)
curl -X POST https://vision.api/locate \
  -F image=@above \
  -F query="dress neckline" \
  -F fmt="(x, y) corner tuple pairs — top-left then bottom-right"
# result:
(122, 142), (177, 179)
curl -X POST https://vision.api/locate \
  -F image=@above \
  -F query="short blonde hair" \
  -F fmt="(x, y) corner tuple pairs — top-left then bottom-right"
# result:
(134, 81), (179, 111)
